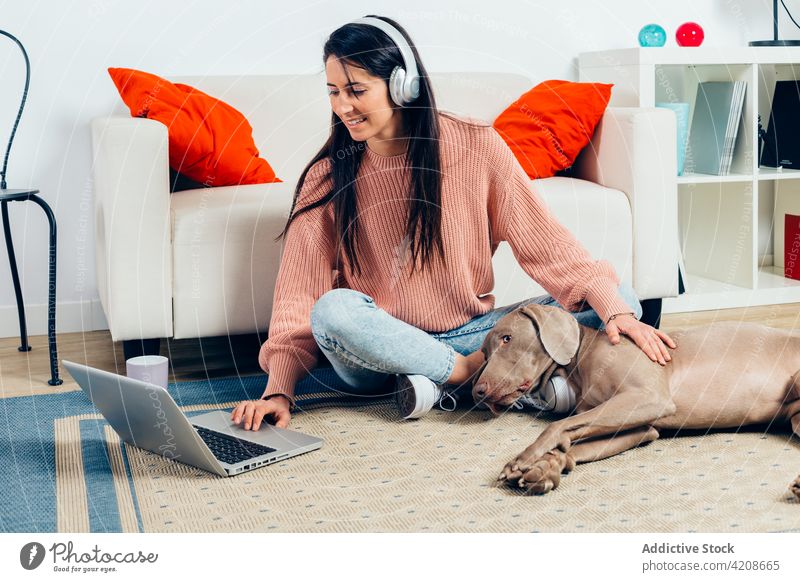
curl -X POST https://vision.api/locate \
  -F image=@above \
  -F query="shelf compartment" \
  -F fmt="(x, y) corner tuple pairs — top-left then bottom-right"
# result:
(678, 182), (755, 289)
(770, 179), (800, 271)
(656, 64), (754, 178)
(757, 63), (800, 174)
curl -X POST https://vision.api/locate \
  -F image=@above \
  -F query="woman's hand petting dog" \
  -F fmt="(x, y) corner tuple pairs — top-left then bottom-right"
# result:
(231, 395), (292, 430)
(604, 313), (676, 365)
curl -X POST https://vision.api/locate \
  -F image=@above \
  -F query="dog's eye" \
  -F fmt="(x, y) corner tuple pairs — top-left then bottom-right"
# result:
(501, 335), (511, 344)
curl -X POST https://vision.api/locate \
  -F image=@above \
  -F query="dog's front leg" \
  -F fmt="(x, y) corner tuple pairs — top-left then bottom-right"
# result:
(499, 387), (674, 491)
(498, 426), (660, 494)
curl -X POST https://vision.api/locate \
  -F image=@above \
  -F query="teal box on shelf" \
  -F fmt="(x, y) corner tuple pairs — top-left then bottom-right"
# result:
(656, 102), (689, 176)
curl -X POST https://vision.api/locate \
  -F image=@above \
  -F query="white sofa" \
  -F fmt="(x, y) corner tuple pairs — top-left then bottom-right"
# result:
(91, 72), (678, 354)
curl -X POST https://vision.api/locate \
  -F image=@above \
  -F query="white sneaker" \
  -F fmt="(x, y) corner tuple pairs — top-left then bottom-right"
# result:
(514, 375), (576, 414)
(394, 374), (459, 420)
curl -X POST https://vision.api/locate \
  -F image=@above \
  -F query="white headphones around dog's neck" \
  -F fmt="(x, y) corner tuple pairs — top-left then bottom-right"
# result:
(350, 16), (420, 107)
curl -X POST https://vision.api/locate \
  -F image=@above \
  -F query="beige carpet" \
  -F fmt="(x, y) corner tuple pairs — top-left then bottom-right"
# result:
(57, 397), (800, 533)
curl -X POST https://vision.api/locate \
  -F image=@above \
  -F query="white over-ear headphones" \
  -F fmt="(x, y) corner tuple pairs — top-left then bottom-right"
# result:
(350, 16), (420, 107)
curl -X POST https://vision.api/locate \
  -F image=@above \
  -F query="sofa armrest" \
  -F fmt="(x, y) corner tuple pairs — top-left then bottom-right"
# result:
(91, 116), (173, 341)
(573, 107), (679, 300)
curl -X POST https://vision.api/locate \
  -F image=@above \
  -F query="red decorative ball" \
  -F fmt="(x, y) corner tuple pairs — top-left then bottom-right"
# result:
(676, 22), (704, 47)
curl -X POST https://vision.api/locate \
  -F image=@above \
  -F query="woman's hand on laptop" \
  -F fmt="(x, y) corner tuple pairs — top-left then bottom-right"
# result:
(231, 396), (291, 430)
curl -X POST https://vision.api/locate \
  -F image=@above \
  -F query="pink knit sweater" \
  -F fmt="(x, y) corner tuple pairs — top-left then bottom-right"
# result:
(259, 112), (631, 405)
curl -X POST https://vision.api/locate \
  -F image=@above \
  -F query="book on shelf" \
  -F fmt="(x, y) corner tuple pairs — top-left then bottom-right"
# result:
(785, 214), (800, 281)
(685, 81), (746, 176)
(761, 80), (800, 170)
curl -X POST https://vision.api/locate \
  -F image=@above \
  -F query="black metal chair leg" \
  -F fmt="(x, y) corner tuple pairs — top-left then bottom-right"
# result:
(1, 199), (31, 352)
(29, 194), (62, 386)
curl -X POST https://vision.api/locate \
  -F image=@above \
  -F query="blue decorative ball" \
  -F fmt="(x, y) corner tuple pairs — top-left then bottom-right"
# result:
(638, 23), (667, 47)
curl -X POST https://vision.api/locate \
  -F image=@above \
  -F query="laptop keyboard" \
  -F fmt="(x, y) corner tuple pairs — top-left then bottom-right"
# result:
(193, 425), (277, 465)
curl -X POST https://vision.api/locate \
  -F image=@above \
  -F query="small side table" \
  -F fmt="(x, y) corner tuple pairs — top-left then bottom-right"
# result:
(1, 188), (62, 385)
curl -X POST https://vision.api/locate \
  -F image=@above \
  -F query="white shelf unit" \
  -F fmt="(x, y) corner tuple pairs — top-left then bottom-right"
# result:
(579, 47), (800, 314)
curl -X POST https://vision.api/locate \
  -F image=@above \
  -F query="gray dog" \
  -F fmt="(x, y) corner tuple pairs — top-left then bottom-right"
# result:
(471, 303), (800, 498)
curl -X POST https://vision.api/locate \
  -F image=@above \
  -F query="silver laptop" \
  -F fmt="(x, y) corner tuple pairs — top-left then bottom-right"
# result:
(62, 360), (323, 477)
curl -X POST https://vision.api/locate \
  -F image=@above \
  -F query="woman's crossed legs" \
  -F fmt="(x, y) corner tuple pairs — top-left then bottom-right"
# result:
(310, 285), (643, 401)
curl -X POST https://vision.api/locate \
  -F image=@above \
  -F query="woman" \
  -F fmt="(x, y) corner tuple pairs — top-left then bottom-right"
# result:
(232, 15), (675, 431)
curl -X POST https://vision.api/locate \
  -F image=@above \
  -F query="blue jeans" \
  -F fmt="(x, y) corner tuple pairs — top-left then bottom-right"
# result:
(309, 284), (642, 396)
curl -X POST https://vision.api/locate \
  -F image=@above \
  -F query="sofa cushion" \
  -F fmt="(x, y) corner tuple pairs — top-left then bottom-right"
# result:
(169, 176), (631, 337)
(169, 181), (293, 338)
(491, 176), (632, 307)
(108, 67), (281, 187)
(493, 80), (612, 179)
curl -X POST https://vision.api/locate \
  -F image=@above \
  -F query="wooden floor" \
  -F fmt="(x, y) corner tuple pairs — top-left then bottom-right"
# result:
(1, 304), (799, 399)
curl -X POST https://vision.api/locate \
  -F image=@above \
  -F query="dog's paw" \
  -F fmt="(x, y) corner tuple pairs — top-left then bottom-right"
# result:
(791, 475), (800, 501)
(497, 434), (572, 484)
(497, 449), (575, 495)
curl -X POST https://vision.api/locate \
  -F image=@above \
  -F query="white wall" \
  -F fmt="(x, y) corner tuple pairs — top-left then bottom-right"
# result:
(0, 0), (784, 337)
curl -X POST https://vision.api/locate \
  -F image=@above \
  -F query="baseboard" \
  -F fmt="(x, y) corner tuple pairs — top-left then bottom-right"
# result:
(0, 298), (108, 339)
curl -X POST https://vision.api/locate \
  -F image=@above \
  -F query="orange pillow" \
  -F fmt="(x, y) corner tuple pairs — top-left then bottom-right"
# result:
(493, 80), (612, 179)
(108, 67), (280, 187)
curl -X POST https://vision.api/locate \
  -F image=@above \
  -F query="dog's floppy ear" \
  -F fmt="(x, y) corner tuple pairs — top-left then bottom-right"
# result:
(518, 304), (580, 365)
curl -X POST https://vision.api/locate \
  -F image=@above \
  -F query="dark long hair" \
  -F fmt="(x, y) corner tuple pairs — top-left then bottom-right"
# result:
(275, 15), (443, 278)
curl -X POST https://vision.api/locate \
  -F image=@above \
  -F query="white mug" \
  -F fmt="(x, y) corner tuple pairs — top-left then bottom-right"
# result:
(126, 355), (169, 389)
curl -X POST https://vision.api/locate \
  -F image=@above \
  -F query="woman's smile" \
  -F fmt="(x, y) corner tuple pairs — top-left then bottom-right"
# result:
(345, 115), (367, 128)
